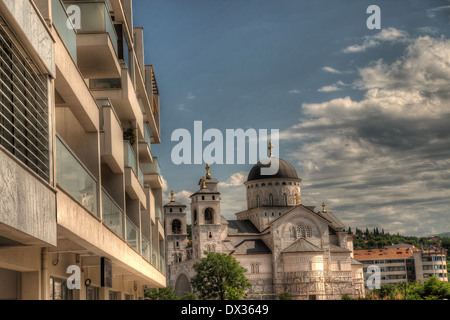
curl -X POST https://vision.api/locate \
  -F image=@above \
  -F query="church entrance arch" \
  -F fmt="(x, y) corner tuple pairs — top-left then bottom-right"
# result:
(175, 273), (192, 297)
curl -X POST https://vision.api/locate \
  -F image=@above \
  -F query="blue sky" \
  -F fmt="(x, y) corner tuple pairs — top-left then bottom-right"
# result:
(134, 0), (450, 236)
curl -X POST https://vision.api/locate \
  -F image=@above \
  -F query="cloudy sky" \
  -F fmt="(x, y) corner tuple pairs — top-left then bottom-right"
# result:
(134, 0), (450, 236)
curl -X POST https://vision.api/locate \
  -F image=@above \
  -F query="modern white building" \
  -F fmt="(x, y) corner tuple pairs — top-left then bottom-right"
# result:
(0, 0), (166, 300)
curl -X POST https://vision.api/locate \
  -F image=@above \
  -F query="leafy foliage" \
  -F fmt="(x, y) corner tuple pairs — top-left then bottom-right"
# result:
(191, 252), (251, 300)
(145, 287), (179, 300)
(366, 277), (450, 300)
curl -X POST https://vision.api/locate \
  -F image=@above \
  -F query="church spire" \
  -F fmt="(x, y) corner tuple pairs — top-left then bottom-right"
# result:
(171, 190), (175, 202)
(206, 163), (211, 179)
(322, 202), (327, 213)
(201, 176), (207, 189)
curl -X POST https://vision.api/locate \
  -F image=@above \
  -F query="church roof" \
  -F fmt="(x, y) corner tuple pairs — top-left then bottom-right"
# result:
(164, 201), (186, 208)
(222, 240), (235, 251)
(227, 220), (260, 235)
(282, 238), (324, 254)
(351, 258), (363, 265)
(232, 240), (272, 255)
(316, 210), (346, 231)
(247, 158), (301, 182)
(329, 243), (352, 253)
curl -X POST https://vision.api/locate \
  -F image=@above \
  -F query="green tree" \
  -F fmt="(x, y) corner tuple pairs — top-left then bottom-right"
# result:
(145, 287), (179, 300)
(191, 252), (251, 300)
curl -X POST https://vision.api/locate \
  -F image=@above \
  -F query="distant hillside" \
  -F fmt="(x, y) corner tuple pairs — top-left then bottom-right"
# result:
(348, 227), (447, 251)
(432, 232), (450, 238)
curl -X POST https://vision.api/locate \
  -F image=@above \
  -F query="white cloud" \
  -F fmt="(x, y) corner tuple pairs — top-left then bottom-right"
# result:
(281, 36), (450, 236)
(322, 66), (341, 74)
(343, 27), (410, 53)
(186, 92), (196, 100)
(318, 81), (347, 92)
(289, 89), (301, 94)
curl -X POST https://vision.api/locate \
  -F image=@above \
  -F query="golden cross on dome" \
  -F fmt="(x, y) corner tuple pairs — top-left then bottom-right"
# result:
(295, 194), (300, 205)
(268, 141), (274, 158)
(202, 176), (207, 189)
(206, 163), (211, 179)
(170, 190), (175, 202)
(322, 202), (327, 213)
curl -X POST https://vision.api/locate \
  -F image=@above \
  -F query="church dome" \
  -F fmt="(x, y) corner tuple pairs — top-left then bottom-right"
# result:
(247, 158), (300, 182)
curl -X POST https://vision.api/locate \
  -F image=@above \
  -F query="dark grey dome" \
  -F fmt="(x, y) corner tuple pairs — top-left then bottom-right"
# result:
(247, 158), (299, 182)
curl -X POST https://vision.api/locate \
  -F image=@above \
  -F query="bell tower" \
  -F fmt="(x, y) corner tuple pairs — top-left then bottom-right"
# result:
(190, 164), (223, 258)
(164, 191), (188, 266)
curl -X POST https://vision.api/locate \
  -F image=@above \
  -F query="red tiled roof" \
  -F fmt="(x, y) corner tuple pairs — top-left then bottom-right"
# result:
(353, 248), (420, 261)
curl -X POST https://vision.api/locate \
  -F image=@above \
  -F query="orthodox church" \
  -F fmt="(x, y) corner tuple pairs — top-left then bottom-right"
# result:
(164, 149), (365, 300)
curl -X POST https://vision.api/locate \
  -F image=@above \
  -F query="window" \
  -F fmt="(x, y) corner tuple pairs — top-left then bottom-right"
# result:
(172, 219), (182, 234)
(86, 286), (100, 300)
(204, 208), (214, 224)
(283, 194), (288, 206)
(256, 195), (261, 207)
(212, 196), (215, 200)
(109, 291), (121, 300)
(50, 277), (73, 300)
(0, 21), (50, 181)
(268, 194), (274, 206)
(193, 210), (198, 225)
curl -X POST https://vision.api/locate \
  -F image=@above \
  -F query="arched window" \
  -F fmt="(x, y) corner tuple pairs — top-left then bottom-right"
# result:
(268, 194), (274, 206)
(283, 193), (288, 206)
(306, 226), (312, 238)
(298, 225), (306, 239)
(172, 219), (182, 235)
(193, 210), (198, 225)
(256, 195), (261, 207)
(204, 208), (214, 224)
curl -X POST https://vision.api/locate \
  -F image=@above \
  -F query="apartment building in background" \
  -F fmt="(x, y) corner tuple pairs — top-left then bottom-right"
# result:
(354, 245), (448, 288)
(0, 0), (166, 300)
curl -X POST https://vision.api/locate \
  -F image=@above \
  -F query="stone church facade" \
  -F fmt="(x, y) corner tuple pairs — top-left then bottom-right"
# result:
(164, 158), (365, 300)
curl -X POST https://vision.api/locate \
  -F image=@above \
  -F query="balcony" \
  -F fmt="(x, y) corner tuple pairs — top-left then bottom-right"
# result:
(141, 157), (163, 189)
(138, 122), (153, 163)
(102, 188), (124, 238)
(90, 64), (144, 139)
(64, 1), (121, 79)
(126, 216), (140, 252)
(99, 99), (124, 174)
(56, 135), (98, 217)
(124, 141), (146, 207)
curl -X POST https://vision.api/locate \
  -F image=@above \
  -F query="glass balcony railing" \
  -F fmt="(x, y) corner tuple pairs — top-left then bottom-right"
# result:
(151, 245), (158, 267)
(123, 141), (137, 174)
(141, 235), (151, 262)
(126, 216), (139, 252)
(140, 122), (152, 148)
(64, 1), (118, 56)
(140, 157), (161, 176)
(52, 0), (77, 62)
(56, 135), (98, 216)
(159, 256), (166, 274)
(102, 188), (124, 238)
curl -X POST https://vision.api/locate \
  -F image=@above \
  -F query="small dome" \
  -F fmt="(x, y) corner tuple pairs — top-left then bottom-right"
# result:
(247, 158), (299, 182)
